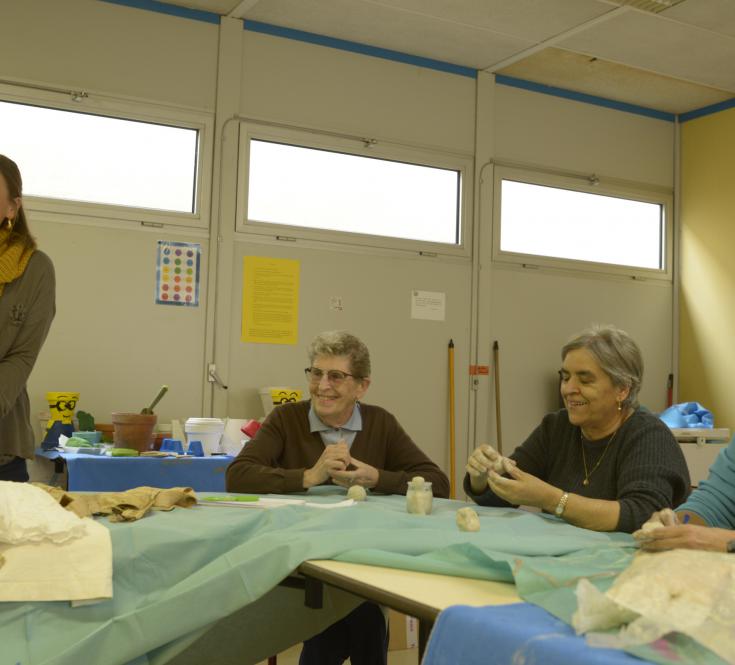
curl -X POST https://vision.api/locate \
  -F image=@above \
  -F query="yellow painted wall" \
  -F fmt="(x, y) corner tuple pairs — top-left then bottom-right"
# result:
(680, 107), (735, 429)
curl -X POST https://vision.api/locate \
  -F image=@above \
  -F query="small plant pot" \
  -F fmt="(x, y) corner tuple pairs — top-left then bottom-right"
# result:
(111, 413), (158, 452)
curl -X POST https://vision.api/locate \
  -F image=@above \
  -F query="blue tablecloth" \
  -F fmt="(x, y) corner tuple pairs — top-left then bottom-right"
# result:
(423, 604), (648, 665)
(36, 449), (232, 491)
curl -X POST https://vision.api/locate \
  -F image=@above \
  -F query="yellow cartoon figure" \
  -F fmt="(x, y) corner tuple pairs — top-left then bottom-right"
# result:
(273, 389), (301, 405)
(46, 391), (79, 428)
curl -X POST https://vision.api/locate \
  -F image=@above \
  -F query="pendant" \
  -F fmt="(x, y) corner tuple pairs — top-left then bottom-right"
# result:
(583, 479), (589, 486)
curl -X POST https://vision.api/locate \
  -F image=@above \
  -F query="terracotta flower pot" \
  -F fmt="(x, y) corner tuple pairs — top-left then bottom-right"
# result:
(111, 413), (157, 452)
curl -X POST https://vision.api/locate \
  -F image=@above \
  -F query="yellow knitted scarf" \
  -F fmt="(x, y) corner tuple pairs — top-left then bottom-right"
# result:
(0, 226), (34, 296)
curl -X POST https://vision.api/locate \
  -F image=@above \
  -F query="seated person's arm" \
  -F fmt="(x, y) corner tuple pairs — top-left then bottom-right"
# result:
(635, 438), (735, 550)
(483, 462), (622, 530)
(560, 425), (690, 532)
(636, 508), (735, 552)
(226, 411), (315, 494)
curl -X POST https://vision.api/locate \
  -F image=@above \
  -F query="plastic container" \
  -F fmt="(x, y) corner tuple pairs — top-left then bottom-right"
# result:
(111, 413), (157, 452)
(72, 430), (102, 444)
(187, 440), (204, 457)
(259, 387), (302, 416)
(184, 418), (225, 456)
(160, 438), (184, 455)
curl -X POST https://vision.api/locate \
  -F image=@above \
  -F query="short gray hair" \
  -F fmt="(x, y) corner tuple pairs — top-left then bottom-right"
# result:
(561, 324), (643, 409)
(308, 331), (371, 379)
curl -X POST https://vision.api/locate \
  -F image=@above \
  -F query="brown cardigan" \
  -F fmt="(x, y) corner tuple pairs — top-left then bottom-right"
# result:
(226, 400), (449, 497)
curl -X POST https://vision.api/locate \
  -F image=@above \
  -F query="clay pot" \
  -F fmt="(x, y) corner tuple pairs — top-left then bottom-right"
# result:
(111, 413), (157, 452)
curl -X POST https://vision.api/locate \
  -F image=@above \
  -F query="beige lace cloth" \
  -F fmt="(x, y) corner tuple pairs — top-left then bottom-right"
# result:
(573, 549), (735, 663)
(34, 483), (197, 522)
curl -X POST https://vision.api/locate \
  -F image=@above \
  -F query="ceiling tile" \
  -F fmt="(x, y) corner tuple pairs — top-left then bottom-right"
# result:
(558, 10), (735, 92)
(662, 0), (735, 39)
(354, 0), (613, 42)
(242, 0), (534, 68)
(498, 47), (734, 114)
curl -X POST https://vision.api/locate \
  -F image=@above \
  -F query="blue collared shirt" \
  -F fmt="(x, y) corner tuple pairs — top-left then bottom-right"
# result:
(308, 402), (362, 448)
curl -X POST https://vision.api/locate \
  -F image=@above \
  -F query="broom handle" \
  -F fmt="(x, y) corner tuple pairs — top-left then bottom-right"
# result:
(448, 339), (456, 499)
(493, 341), (502, 455)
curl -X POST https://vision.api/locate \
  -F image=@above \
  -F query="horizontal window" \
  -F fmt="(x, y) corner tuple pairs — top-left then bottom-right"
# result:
(495, 170), (670, 276)
(246, 139), (462, 245)
(1, 100), (199, 214)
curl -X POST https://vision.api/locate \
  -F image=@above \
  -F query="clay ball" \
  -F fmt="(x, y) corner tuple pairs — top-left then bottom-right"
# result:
(347, 485), (367, 501)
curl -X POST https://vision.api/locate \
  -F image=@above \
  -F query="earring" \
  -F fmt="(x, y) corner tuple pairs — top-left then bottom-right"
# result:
(617, 400), (622, 412)
(4, 217), (13, 230)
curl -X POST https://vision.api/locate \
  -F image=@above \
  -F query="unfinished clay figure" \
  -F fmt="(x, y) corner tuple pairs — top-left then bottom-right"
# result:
(406, 476), (433, 515)
(456, 506), (480, 532)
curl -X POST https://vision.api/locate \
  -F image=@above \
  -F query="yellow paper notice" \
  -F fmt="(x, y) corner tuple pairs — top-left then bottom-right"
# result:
(242, 257), (300, 344)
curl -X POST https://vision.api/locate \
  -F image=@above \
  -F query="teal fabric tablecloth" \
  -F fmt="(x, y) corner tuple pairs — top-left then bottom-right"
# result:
(0, 493), (723, 665)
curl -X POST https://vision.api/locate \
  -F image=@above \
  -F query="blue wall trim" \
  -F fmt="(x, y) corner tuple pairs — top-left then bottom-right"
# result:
(495, 74), (676, 123)
(679, 97), (735, 123)
(101, 0), (735, 123)
(243, 20), (477, 79)
(100, 0), (220, 25)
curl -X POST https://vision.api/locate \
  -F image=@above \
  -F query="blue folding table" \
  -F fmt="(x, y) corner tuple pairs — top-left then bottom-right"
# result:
(36, 449), (232, 491)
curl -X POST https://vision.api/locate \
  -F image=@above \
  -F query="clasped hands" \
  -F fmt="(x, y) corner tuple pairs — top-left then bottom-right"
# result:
(466, 444), (559, 510)
(303, 440), (379, 489)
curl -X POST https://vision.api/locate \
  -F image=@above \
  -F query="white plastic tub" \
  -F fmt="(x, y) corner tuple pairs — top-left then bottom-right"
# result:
(184, 418), (225, 456)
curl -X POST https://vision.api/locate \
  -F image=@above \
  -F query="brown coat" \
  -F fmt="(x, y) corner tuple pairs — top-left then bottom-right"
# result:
(226, 400), (449, 497)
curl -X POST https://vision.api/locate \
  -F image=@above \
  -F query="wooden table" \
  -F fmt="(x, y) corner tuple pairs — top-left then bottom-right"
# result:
(297, 559), (521, 658)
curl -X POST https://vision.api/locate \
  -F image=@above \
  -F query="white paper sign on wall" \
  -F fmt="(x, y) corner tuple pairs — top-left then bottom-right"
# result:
(411, 290), (445, 321)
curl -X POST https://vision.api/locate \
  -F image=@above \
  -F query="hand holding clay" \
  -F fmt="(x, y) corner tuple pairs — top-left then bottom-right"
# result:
(466, 444), (514, 494)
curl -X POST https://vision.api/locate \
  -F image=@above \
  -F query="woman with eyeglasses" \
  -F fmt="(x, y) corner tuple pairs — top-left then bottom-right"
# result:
(227, 330), (448, 665)
(0, 155), (56, 482)
(226, 330), (448, 497)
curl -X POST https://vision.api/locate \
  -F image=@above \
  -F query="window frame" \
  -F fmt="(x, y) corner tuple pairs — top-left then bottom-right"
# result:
(235, 122), (473, 257)
(0, 83), (213, 230)
(492, 166), (673, 281)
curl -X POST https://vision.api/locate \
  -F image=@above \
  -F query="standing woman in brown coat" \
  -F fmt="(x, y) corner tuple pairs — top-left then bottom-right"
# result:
(0, 155), (56, 482)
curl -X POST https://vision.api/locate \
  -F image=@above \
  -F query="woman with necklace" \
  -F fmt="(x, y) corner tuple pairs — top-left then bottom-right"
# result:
(464, 325), (690, 533)
(0, 155), (56, 482)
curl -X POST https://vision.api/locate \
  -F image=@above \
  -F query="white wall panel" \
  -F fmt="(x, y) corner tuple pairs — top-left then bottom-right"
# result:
(1, 0), (218, 110)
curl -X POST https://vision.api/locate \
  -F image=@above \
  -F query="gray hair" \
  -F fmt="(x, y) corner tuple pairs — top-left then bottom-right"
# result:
(561, 324), (643, 409)
(308, 331), (371, 379)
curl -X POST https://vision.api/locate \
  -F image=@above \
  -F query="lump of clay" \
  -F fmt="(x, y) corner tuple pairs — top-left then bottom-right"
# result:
(456, 507), (480, 532)
(640, 520), (662, 533)
(347, 485), (367, 501)
(633, 519), (664, 540)
(409, 476), (425, 488)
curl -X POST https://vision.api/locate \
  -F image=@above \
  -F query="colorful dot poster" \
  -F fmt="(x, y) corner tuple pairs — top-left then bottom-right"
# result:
(155, 241), (201, 307)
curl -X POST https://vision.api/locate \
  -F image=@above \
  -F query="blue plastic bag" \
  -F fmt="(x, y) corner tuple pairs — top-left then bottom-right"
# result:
(659, 402), (714, 429)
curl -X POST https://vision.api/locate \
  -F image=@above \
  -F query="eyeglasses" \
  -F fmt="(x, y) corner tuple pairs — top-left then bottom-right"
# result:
(304, 367), (360, 385)
(51, 400), (77, 411)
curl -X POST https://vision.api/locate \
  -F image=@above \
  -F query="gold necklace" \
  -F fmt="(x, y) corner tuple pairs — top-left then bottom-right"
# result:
(580, 427), (619, 486)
